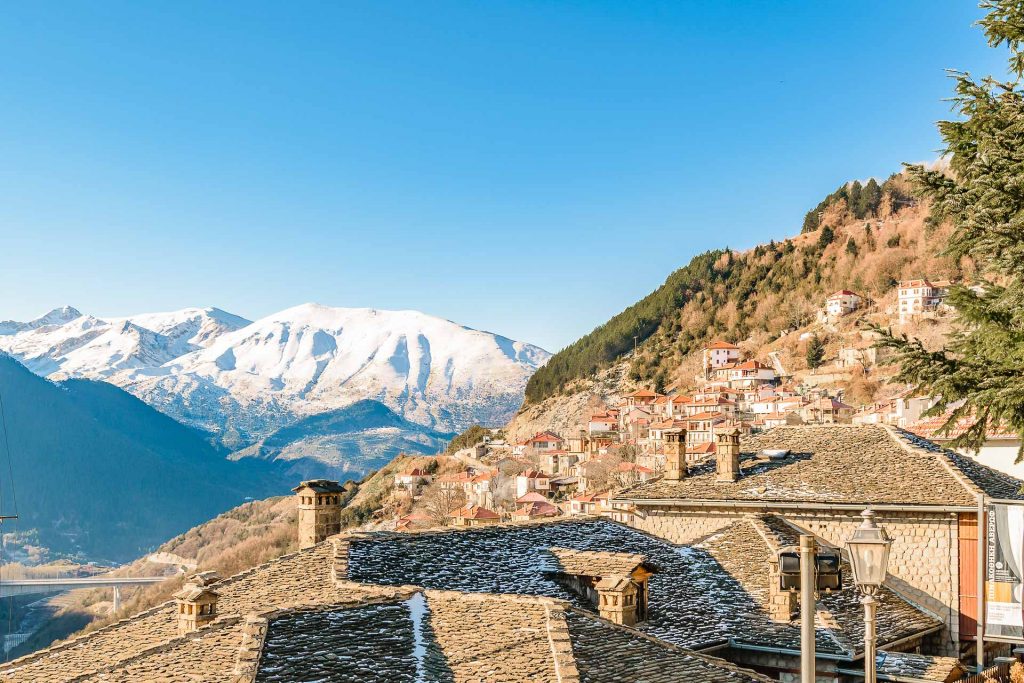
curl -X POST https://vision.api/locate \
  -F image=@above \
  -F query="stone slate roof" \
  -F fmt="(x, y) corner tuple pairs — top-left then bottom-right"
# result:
(875, 650), (968, 682)
(251, 591), (768, 683)
(0, 525), (772, 683)
(616, 424), (1024, 506)
(547, 547), (649, 577)
(342, 517), (941, 659)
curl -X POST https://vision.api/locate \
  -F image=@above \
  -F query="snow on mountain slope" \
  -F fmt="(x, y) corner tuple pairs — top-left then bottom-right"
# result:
(118, 303), (550, 443)
(0, 306), (251, 379)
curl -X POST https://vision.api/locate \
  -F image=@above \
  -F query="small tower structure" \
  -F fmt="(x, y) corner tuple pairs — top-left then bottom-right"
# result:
(663, 428), (688, 481)
(173, 571), (220, 634)
(293, 479), (346, 549)
(596, 576), (641, 626)
(715, 426), (742, 483)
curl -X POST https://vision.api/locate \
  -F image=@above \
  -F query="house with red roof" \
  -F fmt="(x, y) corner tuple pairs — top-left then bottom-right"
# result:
(703, 340), (740, 371)
(908, 409), (1023, 479)
(898, 278), (953, 323)
(622, 389), (661, 408)
(393, 467), (433, 496)
(450, 505), (501, 527)
(510, 500), (561, 521)
(515, 469), (552, 498)
(826, 289), (863, 319)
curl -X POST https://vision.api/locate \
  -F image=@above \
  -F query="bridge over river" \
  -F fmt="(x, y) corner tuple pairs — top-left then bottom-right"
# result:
(0, 576), (168, 612)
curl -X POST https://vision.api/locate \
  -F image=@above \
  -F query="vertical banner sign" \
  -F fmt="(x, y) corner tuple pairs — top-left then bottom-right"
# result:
(986, 503), (1024, 640)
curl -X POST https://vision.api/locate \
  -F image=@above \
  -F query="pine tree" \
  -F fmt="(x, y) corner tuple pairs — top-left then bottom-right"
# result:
(875, 0), (1024, 458)
(861, 178), (883, 216)
(846, 237), (859, 257)
(848, 180), (864, 218)
(817, 225), (835, 249)
(806, 334), (825, 370)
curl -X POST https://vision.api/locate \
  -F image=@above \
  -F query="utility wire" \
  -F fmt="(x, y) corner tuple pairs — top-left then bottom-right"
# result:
(0, 375), (21, 660)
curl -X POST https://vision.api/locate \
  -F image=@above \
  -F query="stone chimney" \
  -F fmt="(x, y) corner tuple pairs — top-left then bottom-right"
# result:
(663, 428), (687, 481)
(715, 427), (741, 483)
(766, 556), (798, 622)
(173, 571), (220, 634)
(596, 576), (640, 626)
(293, 479), (345, 549)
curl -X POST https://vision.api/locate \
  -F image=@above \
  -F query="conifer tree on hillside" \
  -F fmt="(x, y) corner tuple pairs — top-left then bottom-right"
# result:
(806, 334), (825, 370)
(875, 0), (1024, 458)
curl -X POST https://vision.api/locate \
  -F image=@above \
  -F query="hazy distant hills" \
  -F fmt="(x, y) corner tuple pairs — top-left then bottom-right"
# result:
(0, 303), (548, 472)
(230, 399), (452, 481)
(0, 354), (283, 563)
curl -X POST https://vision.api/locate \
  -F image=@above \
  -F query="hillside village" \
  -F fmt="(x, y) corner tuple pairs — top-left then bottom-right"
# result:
(386, 275), (997, 531)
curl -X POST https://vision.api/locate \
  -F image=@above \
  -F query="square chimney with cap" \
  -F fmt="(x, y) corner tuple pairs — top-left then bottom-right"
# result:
(715, 426), (741, 483)
(293, 479), (346, 549)
(663, 428), (687, 481)
(173, 571), (220, 634)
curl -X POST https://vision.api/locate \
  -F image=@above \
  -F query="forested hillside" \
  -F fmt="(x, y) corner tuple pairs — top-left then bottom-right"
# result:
(0, 355), (285, 562)
(525, 172), (958, 403)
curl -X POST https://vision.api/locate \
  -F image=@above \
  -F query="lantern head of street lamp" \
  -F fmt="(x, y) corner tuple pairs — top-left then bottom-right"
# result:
(845, 509), (892, 595)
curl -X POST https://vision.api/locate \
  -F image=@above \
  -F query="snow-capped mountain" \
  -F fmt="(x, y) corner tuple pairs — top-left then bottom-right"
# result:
(0, 306), (251, 378)
(1, 303), (550, 451)
(118, 303), (550, 444)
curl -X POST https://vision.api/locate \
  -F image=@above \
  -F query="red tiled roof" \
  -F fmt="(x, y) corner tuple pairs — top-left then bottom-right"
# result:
(623, 389), (660, 398)
(616, 462), (654, 473)
(452, 505), (500, 520)
(707, 341), (739, 350)
(828, 289), (860, 298)
(528, 431), (563, 443)
(909, 410), (1018, 441)
(513, 501), (560, 518)
(515, 491), (549, 504)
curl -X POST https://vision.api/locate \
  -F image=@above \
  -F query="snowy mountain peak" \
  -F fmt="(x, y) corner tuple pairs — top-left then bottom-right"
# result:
(121, 303), (550, 442)
(0, 302), (550, 452)
(35, 305), (83, 325)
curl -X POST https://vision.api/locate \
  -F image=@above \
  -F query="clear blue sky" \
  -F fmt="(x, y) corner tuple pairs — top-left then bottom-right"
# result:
(0, 2), (1006, 352)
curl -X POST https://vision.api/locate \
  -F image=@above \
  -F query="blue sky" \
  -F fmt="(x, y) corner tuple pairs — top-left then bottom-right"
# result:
(0, 2), (1006, 352)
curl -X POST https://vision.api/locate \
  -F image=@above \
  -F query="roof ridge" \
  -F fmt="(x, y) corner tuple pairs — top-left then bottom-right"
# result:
(881, 425), (984, 499)
(544, 603), (582, 683)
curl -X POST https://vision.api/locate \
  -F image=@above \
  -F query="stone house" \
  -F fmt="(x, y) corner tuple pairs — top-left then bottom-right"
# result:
(800, 396), (854, 424)
(613, 423), (1024, 666)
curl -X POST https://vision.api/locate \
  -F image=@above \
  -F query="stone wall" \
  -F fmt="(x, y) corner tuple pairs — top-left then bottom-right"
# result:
(627, 505), (962, 655)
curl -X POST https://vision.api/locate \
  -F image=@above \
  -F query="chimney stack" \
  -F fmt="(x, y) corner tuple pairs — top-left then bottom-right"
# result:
(715, 427), (741, 483)
(663, 428), (687, 481)
(173, 571), (220, 634)
(766, 557), (798, 622)
(293, 479), (346, 549)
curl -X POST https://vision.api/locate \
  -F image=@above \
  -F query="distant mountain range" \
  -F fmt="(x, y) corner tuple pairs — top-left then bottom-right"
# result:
(0, 303), (547, 478)
(0, 354), (284, 562)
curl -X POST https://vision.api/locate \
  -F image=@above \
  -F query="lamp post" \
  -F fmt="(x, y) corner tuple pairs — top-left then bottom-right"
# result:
(845, 509), (892, 683)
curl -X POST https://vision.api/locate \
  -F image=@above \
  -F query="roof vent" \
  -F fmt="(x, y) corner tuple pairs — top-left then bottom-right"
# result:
(762, 449), (790, 461)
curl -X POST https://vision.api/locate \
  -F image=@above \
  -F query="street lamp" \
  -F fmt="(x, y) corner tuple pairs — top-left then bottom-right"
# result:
(845, 509), (892, 683)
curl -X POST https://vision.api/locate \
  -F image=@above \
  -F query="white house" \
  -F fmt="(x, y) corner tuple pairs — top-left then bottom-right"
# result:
(898, 279), (952, 323)
(514, 470), (551, 498)
(702, 341), (740, 371)
(826, 290), (863, 319)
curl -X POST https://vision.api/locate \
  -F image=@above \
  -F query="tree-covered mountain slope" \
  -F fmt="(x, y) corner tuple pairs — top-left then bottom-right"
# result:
(0, 354), (284, 563)
(524, 172), (959, 405)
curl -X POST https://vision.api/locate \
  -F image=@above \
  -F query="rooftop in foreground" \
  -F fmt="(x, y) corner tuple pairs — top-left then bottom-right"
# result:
(615, 424), (1024, 507)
